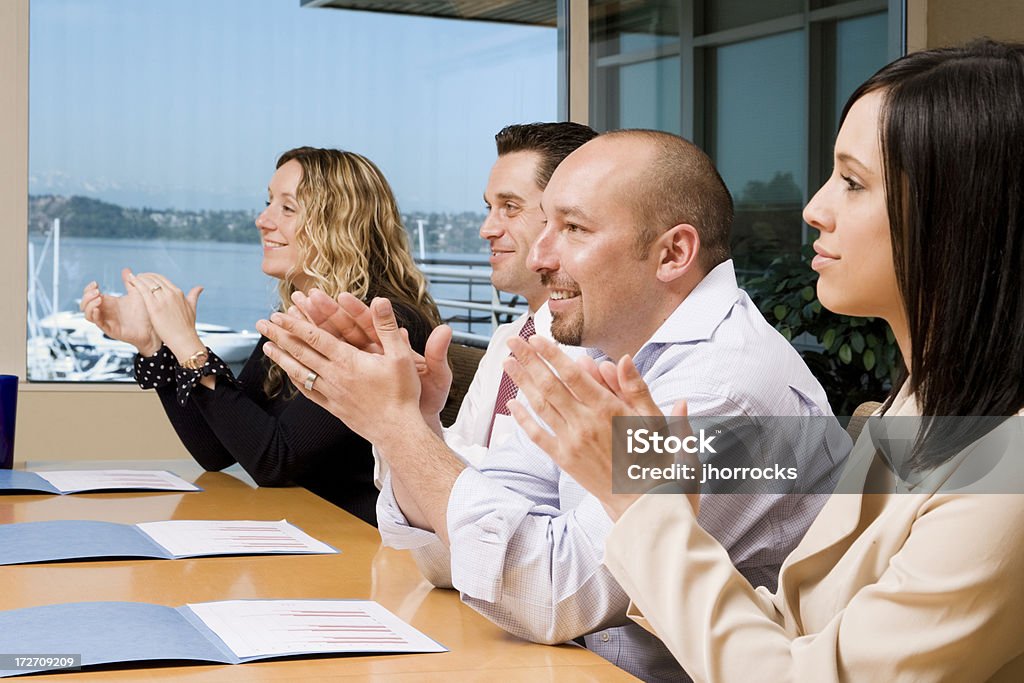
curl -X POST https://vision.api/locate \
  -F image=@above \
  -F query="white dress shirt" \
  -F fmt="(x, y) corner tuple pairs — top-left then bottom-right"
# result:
(443, 304), (552, 466)
(377, 261), (851, 682)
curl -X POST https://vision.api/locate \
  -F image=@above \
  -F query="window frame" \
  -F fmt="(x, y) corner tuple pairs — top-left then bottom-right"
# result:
(3, 0), (30, 385)
(589, 0), (903, 243)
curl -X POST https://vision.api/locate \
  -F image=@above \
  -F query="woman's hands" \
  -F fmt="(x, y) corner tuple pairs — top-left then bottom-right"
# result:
(80, 268), (162, 356)
(127, 272), (205, 364)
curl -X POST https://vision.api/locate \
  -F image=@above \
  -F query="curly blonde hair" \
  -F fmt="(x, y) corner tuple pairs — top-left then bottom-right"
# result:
(264, 146), (440, 397)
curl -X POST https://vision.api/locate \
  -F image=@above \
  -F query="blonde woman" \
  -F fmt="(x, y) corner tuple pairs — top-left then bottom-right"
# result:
(81, 147), (439, 524)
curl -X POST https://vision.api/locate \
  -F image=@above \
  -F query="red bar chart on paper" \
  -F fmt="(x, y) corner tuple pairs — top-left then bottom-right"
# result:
(187, 600), (447, 657)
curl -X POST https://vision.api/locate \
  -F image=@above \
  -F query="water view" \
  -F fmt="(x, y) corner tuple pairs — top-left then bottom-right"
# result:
(27, 235), (498, 382)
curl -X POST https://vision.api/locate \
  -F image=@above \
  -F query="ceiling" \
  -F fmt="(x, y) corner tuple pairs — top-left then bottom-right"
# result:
(300, 0), (558, 27)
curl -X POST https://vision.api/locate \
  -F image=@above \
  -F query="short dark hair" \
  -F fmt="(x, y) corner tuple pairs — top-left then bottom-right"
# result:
(844, 39), (1024, 466)
(600, 129), (733, 270)
(494, 122), (599, 190)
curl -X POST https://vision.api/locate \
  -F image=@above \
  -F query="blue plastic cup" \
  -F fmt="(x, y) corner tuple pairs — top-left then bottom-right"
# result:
(0, 375), (17, 469)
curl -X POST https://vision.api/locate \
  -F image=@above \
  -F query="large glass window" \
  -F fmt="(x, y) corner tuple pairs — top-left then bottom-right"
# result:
(708, 30), (806, 275)
(704, 0), (804, 33)
(589, 1), (680, 133)
(588, 0), (897, 275)
(28, 0), (557, 381)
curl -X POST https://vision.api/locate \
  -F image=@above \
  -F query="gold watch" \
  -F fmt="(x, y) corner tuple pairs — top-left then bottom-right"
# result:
(180, 348), (210, 370)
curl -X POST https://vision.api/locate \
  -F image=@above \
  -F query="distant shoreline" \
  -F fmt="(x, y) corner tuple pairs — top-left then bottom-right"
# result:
(28, 194), (493, 256)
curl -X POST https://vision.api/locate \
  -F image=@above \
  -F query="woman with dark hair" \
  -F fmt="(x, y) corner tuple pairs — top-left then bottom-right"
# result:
(503, 40), (1024, 679)
(80, 148), (440, 525)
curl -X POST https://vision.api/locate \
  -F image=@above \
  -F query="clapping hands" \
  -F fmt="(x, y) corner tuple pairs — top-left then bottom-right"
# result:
(80, 268), (205, 363)
(126, 272), (205, 362)
(80, 268), (162, 356)
(258, 297), (439, 443)
(502, 335), (699, 520)
(288, 289), (453, 430)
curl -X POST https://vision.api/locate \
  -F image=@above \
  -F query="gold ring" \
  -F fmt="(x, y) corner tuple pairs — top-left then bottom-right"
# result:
(303, 370), (317, 391)
(150, 285), (162, 293)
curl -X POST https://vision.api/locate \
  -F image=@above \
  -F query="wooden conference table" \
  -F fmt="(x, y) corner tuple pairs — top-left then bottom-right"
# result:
(0, 460), (637, 681)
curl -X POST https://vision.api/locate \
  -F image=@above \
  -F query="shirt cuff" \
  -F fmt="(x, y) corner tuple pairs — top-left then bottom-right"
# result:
(446, 466), (536, 603)
(375, 471), (446, 550)
(134, 345), (176, 389)
(371, 444), (389, 491)
(174, 348), (236, 406)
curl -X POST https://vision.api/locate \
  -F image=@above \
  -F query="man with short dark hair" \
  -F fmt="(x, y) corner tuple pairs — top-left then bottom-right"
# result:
(442, 122), (597, 461)
(260, 129), (848, 682)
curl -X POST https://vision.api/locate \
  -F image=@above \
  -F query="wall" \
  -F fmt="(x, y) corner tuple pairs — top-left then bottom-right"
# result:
(907, 0), (1024, 51)
(929, 0), (1024, 46)
(19, 387), (190, 460)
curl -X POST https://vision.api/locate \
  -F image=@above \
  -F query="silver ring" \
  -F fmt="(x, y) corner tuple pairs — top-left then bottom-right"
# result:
(150, 285), (162, 293)
(303, 370), (317, 391)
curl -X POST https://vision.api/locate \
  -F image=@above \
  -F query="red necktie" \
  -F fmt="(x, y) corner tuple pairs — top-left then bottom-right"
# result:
(486, 315), (536, 446)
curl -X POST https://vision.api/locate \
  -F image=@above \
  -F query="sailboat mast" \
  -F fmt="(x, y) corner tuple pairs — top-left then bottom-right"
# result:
(52, 218), (61, 313)
(416, 218), (426, 261)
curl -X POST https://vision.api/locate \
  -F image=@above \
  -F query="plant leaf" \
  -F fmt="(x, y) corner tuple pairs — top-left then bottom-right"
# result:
(863, 348), (876, 370)
(851, 331), (865, 353)
(822, 328), (836, 350)
(773, 304), (788, 321)
(839, 344), (852, 364)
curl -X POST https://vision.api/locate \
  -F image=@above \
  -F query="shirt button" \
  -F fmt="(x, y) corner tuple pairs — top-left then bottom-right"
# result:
(601, 633), (610, 643)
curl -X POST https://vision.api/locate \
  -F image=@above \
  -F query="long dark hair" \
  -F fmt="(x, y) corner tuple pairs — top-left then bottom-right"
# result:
(841, 40), (1024, 468)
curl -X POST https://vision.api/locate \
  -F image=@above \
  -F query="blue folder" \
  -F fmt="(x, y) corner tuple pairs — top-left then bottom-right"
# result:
(0, 520), (337, 565)
(0, 600), (447, 677)
(0, 603), (232, 676)
(0, 469), (200, 494)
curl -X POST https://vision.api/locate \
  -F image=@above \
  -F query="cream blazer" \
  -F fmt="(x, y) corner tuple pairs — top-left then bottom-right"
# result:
(603, 388), (1024, 682)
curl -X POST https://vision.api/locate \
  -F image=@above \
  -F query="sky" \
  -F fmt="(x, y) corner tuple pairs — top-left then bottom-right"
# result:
(29, 0), (558, 212)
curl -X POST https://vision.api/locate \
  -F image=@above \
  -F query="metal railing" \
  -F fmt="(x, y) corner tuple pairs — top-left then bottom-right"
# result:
(416, 256), (527, 347)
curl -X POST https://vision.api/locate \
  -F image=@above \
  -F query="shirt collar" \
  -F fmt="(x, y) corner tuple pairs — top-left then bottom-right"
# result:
(532, 301), (552, 338)
(645, 259), (741, 345)
(587, 259), (741, 362)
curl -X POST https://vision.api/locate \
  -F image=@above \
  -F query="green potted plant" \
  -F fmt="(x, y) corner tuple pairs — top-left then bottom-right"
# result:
(741, 245), (901, 416)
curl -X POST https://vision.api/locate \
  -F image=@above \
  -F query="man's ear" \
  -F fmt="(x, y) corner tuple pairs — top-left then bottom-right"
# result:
(655, 224), (700, 283)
